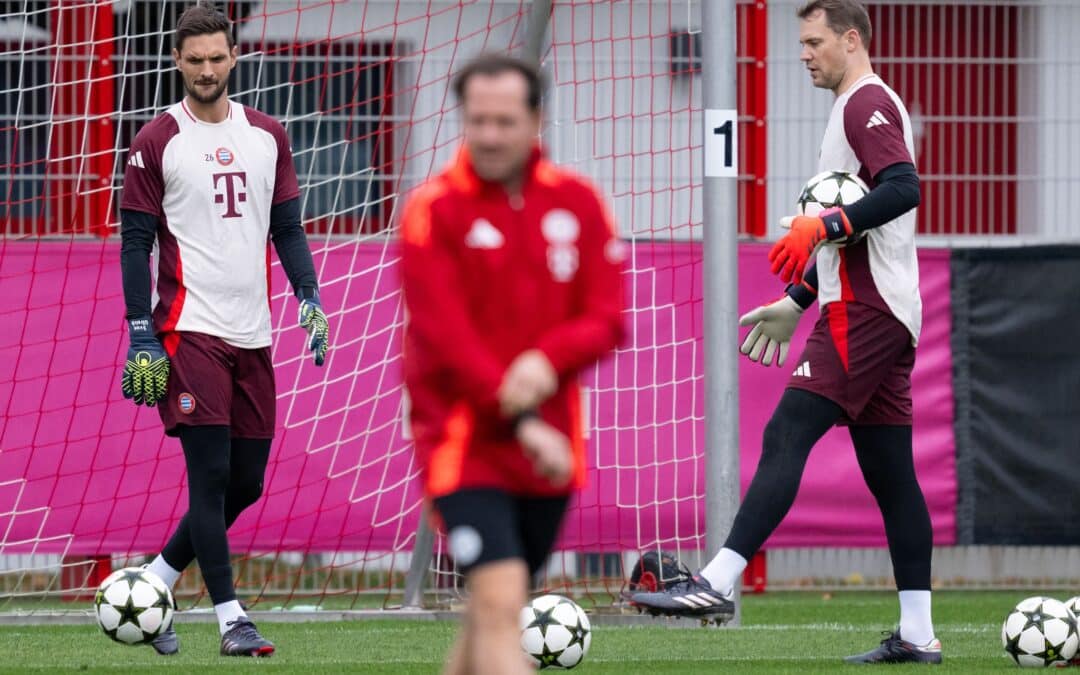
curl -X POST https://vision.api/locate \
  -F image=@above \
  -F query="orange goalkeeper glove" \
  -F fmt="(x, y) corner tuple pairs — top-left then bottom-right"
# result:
(768, 207), (853, 284)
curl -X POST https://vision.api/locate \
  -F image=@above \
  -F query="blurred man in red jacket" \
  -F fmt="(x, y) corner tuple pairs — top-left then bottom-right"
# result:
(400, 54), (625, 675)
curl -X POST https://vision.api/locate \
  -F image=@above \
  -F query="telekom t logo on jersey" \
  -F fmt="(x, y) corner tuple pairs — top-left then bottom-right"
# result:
(212, 171), (247, 218)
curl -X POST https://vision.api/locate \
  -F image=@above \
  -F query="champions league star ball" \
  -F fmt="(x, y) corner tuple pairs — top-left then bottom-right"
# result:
(1001, 596), (1078, 667)
(93, 567), (175, 645)
(1064, 597), (1080, 665)
(796, 170), (870, 246)
(797, 169), (870, 216)
(520, 594), (591, 669)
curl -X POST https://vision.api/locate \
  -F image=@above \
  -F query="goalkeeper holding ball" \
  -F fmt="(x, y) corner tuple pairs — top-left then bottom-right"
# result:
(118, 3), (328, 658)
(400, 54), (625, 675)
(633, 0), (940, 665)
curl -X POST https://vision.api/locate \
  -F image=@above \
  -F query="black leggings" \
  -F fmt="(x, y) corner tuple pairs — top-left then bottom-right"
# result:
(160, 426), (271, 604)
(851, 424), (933, 590)
(724, 388), (932, 590)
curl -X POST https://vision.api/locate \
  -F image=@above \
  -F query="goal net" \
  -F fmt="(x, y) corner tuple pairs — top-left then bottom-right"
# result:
(0, 0), (718, 612)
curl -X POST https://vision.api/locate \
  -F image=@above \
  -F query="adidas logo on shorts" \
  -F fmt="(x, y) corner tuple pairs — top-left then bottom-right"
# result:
(793, 362), (812, 378)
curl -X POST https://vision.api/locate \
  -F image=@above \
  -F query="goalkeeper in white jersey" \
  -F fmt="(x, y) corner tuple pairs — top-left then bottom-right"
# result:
(118, 2), (329, 658)
(633, 0), (940, 665)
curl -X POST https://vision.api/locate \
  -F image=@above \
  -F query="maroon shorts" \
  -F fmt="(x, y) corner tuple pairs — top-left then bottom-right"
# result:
(158, 332), (276, 438)
(786, 303), (915, 425)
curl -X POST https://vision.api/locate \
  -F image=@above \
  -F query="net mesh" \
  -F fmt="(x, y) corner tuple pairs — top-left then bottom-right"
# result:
(6, 0), (1068, 613)
(0, 0), (709, 612)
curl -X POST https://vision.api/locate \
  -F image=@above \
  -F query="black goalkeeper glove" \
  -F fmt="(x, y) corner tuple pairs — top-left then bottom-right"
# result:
(121, 316), (170, 406)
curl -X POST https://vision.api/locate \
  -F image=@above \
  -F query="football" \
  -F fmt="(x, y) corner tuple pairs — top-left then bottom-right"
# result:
(1001, 596), (1079, 667)
(93, 567), (175, 645)
(1064, 597), (1080, 665)
(520, 594), (591, 669)
(1063, 595), (1080, 618)
(796, 170), (870, 246)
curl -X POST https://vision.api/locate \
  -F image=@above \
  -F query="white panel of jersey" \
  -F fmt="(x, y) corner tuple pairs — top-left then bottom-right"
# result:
(157, 101), (282, 348)
(814, 74), (922, 345)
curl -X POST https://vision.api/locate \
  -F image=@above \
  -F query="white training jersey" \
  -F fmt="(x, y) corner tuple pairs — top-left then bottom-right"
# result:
(121, 99), (299, 348)
(815, 74), (922, 344)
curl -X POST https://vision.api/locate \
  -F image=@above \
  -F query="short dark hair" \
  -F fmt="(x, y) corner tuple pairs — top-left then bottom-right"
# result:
(175, 2), (234, 52)
(452, 54), (545, 112)
(796, 0), (872, 49)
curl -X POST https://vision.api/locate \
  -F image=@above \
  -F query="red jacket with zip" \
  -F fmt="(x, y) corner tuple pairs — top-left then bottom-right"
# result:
(400, 146), (625, 497)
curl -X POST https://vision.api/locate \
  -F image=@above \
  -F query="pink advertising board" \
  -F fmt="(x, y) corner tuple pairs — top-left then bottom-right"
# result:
(0, 241), (954, 555)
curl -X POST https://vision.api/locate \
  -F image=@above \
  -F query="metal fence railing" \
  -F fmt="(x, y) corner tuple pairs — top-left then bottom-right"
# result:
(5, 1), (1077, 241)
(767, 0), (1080, 242)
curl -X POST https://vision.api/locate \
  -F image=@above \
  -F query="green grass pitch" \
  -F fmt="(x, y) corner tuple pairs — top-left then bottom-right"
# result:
(0, 591), (1038, 672)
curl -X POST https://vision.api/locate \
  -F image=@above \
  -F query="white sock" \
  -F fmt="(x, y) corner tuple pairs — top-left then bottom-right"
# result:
(214, 600), (247, 635)
(145, 555), (182, 589)
(898, 590), (935, 646)
(698, 548), (747, 596)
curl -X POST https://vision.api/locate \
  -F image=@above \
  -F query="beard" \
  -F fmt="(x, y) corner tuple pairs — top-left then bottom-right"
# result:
(184, 76), (229, 104)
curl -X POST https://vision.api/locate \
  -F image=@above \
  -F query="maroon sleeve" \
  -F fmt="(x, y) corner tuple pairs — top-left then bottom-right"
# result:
(534, 179), (626, 376)
(843, 85), (914, 181)
(270, 123), (300, 205)
(244, 106), (300, 205)
(120, 114), (178, 216)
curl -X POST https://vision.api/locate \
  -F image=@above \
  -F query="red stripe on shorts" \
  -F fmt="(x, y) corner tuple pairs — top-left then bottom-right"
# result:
(162, 331), (181, 357)
(828, 303), (850, 373)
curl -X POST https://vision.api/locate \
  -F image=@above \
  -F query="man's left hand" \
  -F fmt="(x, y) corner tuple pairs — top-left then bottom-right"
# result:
(298, 296), (330, 367)
(768, 207), (853, 284)
(498, 349), (557, 417)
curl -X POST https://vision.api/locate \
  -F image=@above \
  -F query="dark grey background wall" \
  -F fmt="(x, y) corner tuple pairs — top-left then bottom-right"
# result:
(952, 246), (1080, 544)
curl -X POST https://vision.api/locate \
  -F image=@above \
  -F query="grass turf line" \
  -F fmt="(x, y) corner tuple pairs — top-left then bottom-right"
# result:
(0, 591), (1037, 672)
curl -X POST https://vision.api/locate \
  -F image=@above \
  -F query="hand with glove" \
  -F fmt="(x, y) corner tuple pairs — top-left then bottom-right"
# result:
(768, 207), (853, 284)
(298, 292), (330, 367)
(738, 296), (804, 367)
(121, 316), (170, 406)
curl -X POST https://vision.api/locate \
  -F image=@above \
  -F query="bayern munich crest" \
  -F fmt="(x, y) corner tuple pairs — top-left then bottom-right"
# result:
(215, 147), (234, 165)
(177, 392), (196, 414)
(541, 209), (580, 245)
